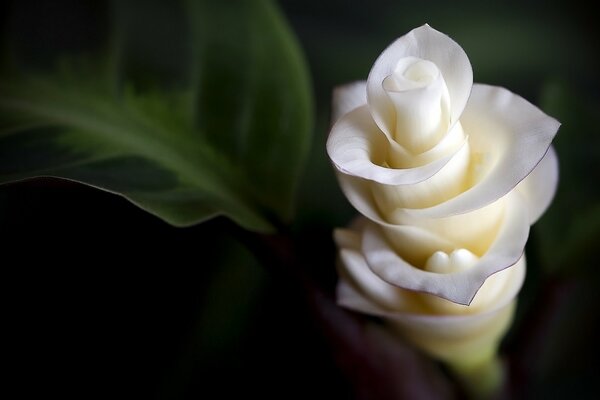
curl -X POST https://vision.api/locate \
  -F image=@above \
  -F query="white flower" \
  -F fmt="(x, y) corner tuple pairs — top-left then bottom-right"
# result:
(327, 25), (559, 368)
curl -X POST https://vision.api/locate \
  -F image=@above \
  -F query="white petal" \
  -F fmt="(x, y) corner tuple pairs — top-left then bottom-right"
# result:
(327, 106), (465, 185)
(361, 192), (529, 305)
(336, 247), (525, 365)
(388, 300), (517, 365)
(516, 145), (559, 224)
(383, 57), (451, 153)
(331, 81), (367, 124)
(402, 84), (560, 220)
(337, 278), (386, 315)
(387, 120), (466, 169)
(371, 140), (470, 213)
(381, 224), (457, 267)
(388, 197), (506, 255)
(421, 256), (525, 315)
(336, 172), (383, 221)
(336, 171), (505, 255)
(335, 227), (417, 311)
(367, 24), (473, 138)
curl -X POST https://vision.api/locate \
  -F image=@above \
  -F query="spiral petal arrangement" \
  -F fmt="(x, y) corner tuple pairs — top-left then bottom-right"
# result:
(327, 25), (559, 368)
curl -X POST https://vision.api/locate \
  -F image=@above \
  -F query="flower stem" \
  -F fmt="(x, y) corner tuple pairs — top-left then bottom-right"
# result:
(450, 354), (504, 399)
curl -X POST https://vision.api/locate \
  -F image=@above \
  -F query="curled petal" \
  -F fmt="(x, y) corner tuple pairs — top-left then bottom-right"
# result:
(331, 81), (367, 124)
(336, 172), (383, 221)
(372, 140), (470, 212)
(327, 106), (465, 185)
(403, 84), (560, 220)
(338, 278), (385, 316)
(516, 145), (559, 224)
(383, 57), (451, 153)
(336, 220), (525, 313)
(337, 247), (525, 365)
(378, 224), (457, 267)
(336, 171), (504, 254)
(388, 300), (518, 365)
(386, 121), (466, 169)
(335, 227), (418, 311)
(367, 24), (473, 138)
(362, 192), (529, 305)
(388, 198), (506, 255)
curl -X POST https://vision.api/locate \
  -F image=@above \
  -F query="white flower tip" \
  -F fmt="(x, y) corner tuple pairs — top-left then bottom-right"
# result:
(425, 248), (479, 274)
(384, 57), (440, 92)
(450, 248), (479, 270)
(424, 251), (450, 273)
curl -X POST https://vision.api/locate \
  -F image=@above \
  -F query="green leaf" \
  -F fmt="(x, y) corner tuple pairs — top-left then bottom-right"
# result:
(535, 80), (600, 273)
(187, 0), (313, 221)
(0, 0), (313, 233)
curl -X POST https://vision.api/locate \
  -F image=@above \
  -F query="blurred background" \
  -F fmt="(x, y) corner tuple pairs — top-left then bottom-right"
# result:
(1, 0), (599, 398)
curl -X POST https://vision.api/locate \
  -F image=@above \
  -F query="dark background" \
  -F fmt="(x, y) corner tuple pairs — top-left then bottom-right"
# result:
(2, 1), (599, 398)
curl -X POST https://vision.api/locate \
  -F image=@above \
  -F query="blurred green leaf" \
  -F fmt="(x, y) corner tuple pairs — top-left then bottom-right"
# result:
(536, 80), (600, 273)
(188, 1), (313, 221)
(0, 0), (313, 232)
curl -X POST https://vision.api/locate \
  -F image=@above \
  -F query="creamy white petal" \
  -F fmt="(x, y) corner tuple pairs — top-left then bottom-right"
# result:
(336, 172), (383, 221)
(380, 224), (457, 267)
(393, 260), (524, 366)
(336, 171), (505, 254)
(371, 140), (470, 212)
(388, 300), (517, 366)
(336, 222), (525, 315)
(387, 121), (466, 169)
(421, 257), (524, 315)
(361, 192), (529, 305)
(383, 57), (451, 153)
(367, 24), (473, 139)
(335, 227), (417, 311)
(331, 81), (367, 124)
(337, 277), (386, 316)
(400, 84), (560, 220)
(516, 145), (559, 224)
(336, 239), (525, 316)
(337, 212), (462, 269)
(388, 198), (506, 255)
(327, 106), (465, 185)
(336, 249), (524, 365)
